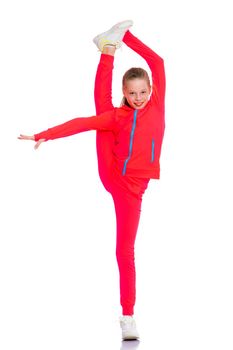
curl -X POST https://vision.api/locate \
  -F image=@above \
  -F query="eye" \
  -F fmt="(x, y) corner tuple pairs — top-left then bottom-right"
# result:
(129, 92), (135, 96)
(141, 90), (147, 94)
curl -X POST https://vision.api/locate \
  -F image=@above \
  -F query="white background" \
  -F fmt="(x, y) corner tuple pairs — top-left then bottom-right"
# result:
(0, 0), (233, 349)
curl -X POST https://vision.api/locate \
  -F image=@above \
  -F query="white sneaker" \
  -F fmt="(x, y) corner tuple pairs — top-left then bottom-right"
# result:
(119, 315), (140, 340)
(93, 20), (133, 51)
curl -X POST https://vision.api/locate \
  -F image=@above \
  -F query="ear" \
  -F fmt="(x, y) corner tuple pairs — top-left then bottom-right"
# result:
(149, 84), (152, 96)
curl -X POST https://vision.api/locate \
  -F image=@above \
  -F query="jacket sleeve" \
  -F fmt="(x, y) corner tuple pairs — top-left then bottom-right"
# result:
(34, 109), (116, 141)
(123, 31), (165, 109)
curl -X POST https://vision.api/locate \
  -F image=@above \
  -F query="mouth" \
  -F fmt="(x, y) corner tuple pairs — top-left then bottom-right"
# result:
(134, 102), (144, 107)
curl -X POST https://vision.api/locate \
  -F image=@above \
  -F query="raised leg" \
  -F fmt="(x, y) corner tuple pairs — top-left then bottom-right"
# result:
(94, 52), (115, 114)
(94, 52), (116, 188)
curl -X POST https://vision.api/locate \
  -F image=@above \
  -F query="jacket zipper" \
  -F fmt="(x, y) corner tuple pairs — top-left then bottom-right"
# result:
(151, 138), (155, 162)
(122, 110), (138, 175)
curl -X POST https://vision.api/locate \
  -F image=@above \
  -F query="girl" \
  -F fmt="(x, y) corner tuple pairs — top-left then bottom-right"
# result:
(18, 20), (166, 340)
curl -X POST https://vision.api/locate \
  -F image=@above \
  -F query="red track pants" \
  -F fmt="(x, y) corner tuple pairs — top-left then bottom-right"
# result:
(94, 52), (149, 316)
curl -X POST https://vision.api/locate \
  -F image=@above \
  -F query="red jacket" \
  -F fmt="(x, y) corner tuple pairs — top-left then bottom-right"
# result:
(34, 32), (165, 179)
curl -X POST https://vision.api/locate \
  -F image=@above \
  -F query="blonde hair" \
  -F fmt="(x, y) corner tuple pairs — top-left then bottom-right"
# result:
(121, 67), (151, 106)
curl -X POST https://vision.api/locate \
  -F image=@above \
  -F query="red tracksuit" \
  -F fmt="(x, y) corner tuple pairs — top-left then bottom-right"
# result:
(34, 31), (165, 315)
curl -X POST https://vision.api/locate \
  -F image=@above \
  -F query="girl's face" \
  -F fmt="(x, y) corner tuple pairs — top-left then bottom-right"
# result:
(123, 78), (151, 110)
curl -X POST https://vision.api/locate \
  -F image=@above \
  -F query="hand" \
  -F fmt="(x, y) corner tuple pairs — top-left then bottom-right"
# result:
(18, 134), (46, 150)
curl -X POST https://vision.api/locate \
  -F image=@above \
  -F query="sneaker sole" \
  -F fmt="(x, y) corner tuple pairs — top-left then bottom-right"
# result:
(122, 332), (140, 340)
(122, 335), (140, 340)
(110, 20), (133, 31)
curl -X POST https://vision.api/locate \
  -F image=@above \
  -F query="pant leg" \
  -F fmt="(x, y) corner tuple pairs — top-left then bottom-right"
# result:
(110, 173), (149, 315)
(94, 54), (115, 188)
(94, 54), (114, 114)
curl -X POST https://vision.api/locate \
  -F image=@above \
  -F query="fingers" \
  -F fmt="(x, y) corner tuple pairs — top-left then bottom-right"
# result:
(18, 134), (45, 149)
(18, 134), (34, 141)
(34, 139), (45, 150)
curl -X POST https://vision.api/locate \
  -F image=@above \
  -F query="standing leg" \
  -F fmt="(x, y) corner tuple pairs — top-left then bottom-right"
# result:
(111, 177), (149, 315)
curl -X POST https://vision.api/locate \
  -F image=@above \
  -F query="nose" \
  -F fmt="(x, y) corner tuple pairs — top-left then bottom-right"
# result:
(135, 94), (142, 101)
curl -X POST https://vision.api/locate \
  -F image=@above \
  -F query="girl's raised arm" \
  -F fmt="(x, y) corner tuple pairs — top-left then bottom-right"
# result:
(123, 31), (165, 108)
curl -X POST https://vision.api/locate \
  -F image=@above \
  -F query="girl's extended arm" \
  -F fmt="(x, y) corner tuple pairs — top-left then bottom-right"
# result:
(18, 110), (116, 148)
